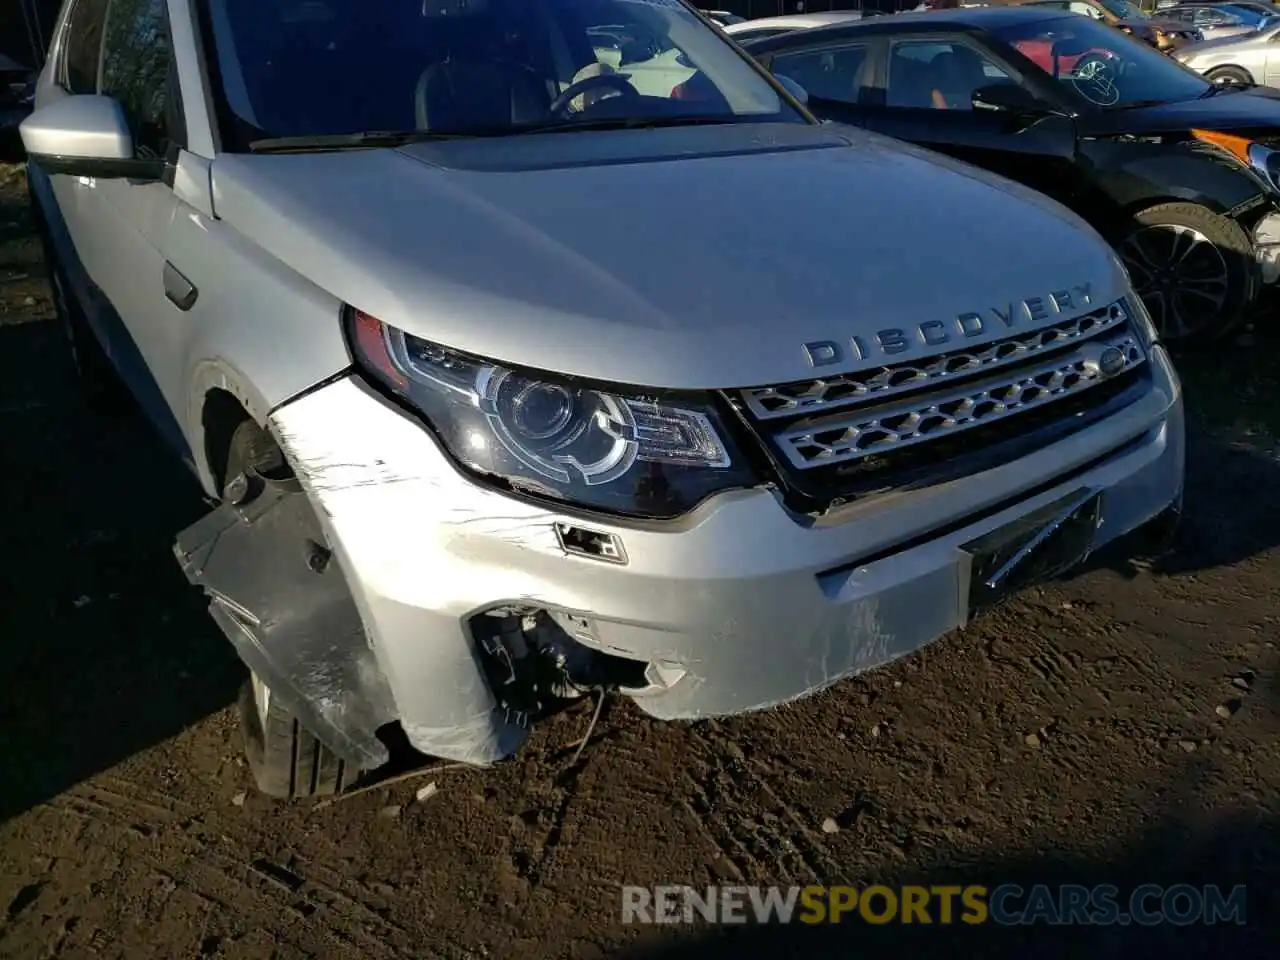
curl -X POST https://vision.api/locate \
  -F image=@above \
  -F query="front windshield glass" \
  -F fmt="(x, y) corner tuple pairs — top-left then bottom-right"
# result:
(200, 0), (796, 147)
(1096, 0), (1146, 19)
(1216, 4), (1272, 24)
(993, 14), (1210, 109)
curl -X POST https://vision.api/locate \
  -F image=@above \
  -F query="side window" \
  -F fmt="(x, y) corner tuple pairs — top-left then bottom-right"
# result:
(771, 44), (869, 103)
(62, 0), (112, 94)
(1197, 8), (1229, 23)
(886, 40), (1011, 111)
(100, 0), (180, 159)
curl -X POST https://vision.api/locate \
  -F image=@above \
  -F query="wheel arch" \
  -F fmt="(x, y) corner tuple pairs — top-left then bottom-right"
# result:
(190, 363), (274, 498)
(1204, 63), (1255, 83)
(1090, 149), (1266, 238)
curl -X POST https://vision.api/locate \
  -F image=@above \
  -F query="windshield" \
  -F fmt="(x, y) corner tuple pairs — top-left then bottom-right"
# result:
(1216, 4), (1273, 23)
(200, 0), (797, 148)
(1096, 0), (1147, 19)
(993, 15), (1210, 108)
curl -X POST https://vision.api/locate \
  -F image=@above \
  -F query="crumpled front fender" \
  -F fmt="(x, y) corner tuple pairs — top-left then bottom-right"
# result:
(174, 478), (395, 771)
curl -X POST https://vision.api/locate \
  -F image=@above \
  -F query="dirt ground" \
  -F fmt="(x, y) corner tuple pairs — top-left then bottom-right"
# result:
(0, 161), (1277, 960)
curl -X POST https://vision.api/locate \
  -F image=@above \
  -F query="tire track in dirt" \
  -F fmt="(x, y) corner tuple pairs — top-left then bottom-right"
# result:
(37, 779), (421, 959)
(677, 723), (843, 887)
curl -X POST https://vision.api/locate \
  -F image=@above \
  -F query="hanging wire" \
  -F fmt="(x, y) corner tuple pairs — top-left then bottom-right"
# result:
(570, 689), (609, 766)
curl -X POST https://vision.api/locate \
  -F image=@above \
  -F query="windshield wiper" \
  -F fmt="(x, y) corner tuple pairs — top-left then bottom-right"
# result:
(248, 116), (748, 153)
(248, 128), (517, 153)
(509, 115), (744, 134)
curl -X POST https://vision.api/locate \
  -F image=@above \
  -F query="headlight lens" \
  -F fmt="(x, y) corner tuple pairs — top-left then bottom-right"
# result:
(347, 310), (757, 518)
(1192, 127), (1280, 192)
(1247, 140), (1280, 191)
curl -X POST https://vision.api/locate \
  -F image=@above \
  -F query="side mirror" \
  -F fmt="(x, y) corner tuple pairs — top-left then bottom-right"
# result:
(20, 95), (161, 180)
(774, 73), (809, 105)
(971, 82), (1049, 115)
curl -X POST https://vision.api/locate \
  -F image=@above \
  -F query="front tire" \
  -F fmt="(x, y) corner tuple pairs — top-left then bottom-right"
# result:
(1117, 202), (1255, 343)
(1206, 66), (1253, 86)
(239, 673), (352, 800)
(225, 420), (354, 800)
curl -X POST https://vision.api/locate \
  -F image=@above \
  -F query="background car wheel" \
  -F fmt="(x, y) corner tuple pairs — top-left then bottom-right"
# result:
(225, 420), (354, 800)
(1206, 66), (1252, 85)
(1117, 202), (1254, 343)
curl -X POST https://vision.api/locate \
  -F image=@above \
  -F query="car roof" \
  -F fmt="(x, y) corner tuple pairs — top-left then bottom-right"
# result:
(723, 11), (875, 32)
(737, 6), (1078, 47)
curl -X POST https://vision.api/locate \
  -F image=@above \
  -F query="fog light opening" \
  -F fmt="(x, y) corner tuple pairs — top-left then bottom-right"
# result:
(471, 609), (650, 723)
(555, 523), (628, 564)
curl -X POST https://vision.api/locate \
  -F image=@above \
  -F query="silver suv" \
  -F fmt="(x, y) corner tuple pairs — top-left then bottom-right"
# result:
(22, 0), (1184, 799)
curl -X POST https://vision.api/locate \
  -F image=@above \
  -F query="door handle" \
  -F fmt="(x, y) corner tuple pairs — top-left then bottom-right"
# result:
(163, 262), (198, 311)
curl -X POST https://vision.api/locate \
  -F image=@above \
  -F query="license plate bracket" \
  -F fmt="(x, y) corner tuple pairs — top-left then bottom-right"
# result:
(959, 488), (1103, 622)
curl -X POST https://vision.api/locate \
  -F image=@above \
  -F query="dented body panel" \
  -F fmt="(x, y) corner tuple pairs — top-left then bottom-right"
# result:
(175, 476), (395, 769)
(257, 362), (1182, 764)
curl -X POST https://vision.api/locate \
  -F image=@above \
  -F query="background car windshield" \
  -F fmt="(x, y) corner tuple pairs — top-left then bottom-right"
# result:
(201, 0), (792, 145)
(1217, 4), (1274, 24)
(993, 15), (1210, 108)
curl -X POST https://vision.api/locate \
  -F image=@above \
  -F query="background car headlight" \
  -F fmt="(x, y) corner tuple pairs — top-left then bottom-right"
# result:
(347, 310), (758, 518)
(1192, 127), (1280, 191)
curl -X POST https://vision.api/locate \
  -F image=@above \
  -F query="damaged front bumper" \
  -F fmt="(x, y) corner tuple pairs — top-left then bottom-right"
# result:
(1253, 211), (1280, 285)
(177, 348), (1184, 770)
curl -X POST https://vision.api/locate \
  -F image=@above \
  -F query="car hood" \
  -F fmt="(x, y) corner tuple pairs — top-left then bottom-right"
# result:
(1078, 83), (1280, 136)
(210, 122), (1125, 390)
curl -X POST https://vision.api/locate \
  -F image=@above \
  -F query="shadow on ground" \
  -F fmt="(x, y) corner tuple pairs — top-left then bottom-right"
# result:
(1077, 320), (1280, 580)
(0, 184), (242, 825)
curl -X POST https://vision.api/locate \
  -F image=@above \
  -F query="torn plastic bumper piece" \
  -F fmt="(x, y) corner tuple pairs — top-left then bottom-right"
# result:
(174, 482), (394, 772)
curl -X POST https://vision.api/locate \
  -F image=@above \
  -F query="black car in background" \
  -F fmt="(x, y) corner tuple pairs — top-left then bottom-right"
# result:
(742, 6), (1280, 341)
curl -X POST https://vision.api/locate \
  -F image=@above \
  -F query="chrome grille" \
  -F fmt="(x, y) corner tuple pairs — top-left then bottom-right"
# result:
(741, 302), (1129, 421)
(752, 305), (1146, 472)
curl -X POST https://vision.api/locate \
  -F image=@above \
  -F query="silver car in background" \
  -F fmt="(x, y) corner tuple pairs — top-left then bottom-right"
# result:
(1161, 2), (1279, 40)
(721, 11), (884, 43)
(1174, 18), (1280, 82)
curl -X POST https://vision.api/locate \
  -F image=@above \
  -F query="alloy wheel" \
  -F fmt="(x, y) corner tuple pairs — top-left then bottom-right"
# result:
(1119, 224), (1230, 341)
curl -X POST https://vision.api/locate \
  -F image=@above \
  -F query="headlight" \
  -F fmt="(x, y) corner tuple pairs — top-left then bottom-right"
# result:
(347, 310), (758, 518)
(1192, 127), (1280, 191)
(1126, 293), (1161, 348)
